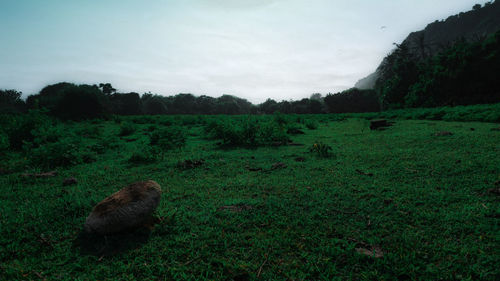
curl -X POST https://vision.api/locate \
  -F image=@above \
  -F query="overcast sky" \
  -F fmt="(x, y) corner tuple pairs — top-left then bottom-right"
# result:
(0, 0), (489, 103)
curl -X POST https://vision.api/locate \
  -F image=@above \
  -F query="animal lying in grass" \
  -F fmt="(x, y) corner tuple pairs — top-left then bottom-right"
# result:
(84, 180), (162, 235)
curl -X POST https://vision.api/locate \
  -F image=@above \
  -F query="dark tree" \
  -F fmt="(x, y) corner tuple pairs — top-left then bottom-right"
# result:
(0, 89), (25, 113)
(110, 92), (142, 115)
(27, 82), (74, 110)
(375, 43), (419, 109)
(98, 83), (117, 95)
(142, 95), (168, 115)
(195, 95), (217, 114)
(324, 88), (380, 113)
(53, 84), (110, 120)
(259, 99), (279, 114)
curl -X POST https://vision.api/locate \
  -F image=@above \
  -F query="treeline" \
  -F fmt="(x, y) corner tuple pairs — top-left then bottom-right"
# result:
(375, 29), (500, 109)
(1, 81), (381, 119)
(2, 30), (499, 118)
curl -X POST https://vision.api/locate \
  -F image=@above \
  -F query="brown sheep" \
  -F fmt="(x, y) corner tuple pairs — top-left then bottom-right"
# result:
(84, 180), (161, 235)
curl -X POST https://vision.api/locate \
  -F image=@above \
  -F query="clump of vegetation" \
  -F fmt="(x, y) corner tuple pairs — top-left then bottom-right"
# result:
(150, 126), (186, 159)
(119, 122), (136, 136)
(305, 120), (318, 130)
(205, 117), (290, 147)
(128, 148), (158, 164)
(146, 125), (157, 132)
(0, 130), (8, 153)
(131, 115), (155, 124)
(273, 111), (288, 126)
(1, 110), (53, 150)
(309, 141), (333, 158)
(78, 124), (102, 138)
(28, 139), (82, 168)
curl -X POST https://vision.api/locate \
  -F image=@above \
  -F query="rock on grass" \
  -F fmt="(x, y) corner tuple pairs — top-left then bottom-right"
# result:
(84, 180), (161, 235)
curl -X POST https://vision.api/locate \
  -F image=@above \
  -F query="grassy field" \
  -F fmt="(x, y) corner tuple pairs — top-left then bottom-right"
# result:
(1, 112), (499, 280)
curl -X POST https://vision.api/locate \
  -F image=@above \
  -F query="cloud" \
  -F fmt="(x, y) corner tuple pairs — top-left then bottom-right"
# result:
(194, 0), (284, 10)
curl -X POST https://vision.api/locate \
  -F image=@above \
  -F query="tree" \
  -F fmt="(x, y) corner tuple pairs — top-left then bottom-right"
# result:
(110, 92), (142, 115)
(375, 43), (419, 109)
(195, 95), (217, 114)
(98, 83), (116, 95)
(310, 93), (323, 101)
(53, 84), (110, 120)
(324, 88), (379, 113)
(27, 82), (74, 110)
(259, 99), (279, 114)
(142, 95), (168, 115)
(0, 89), (25, 113)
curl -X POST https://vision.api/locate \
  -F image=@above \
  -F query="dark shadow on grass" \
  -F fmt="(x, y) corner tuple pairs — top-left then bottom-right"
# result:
(72, 227), (152, 257)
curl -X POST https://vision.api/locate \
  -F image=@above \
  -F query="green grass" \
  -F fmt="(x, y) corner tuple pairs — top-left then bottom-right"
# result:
(1, 113), (499, 280)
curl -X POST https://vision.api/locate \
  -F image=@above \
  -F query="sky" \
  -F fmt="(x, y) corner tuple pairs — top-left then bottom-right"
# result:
(0, 0), (490, 103)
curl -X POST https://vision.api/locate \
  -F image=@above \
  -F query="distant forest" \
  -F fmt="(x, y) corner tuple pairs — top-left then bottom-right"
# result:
(375, 29), (500, 110)
(1, 30), (499, 119)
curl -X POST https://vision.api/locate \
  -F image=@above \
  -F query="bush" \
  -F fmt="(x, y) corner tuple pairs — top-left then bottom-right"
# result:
(305, 120), (318, 130)
(29, 139), (82, 168)
(205, 117), (290, 147)
(273, 112), (288, 126)
(128, 146), (160, 164)
(258, 120), (290, 145)
(1, 110), (53, 150)
(146, 125), (157, 132)
(309, 142), (333, 158)
(89, 143), (106, 154)
(150, 126), (186, 159)
(131, 116), (155, 124)
(119, 122), (136, 136)
(78, 124), (101, 138)
(0, 131), (8, 152)
(29, 125), (63, 148)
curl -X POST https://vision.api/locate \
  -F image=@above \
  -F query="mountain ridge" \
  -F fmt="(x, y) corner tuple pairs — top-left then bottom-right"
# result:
(355, 1), (500, 89)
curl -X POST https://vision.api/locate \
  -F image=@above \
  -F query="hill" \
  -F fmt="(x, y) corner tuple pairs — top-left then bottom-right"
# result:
(355, 1), (500, 90)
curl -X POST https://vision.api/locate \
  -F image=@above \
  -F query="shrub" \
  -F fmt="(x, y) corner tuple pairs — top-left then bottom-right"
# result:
(309, 142), (333, 158)
(205, 117), (290, 147)
(150, 126), (186, 159)
(146, 125), (157, 132)
(205, 119), (242, 146)
(2, 110), (52, 150)
(89, 143), (106, 154)
(119, 122), (136, 136)
(180, 116), (198, 126)
(305, 120), (318, 130)
(29, 125), (63, 147)
(81, 151), (97, 163)
(113, 115), (122, 124)
(258, 120), (289, 145)
(273, 112), (288, 126)
(78, 124), (101, 138)
(128, 151), (155, 164)
(131, 116), (155, 124)
(286, 123), (304, 135)
(0, 131), (8, 152)
(29, 139), (82, 168)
